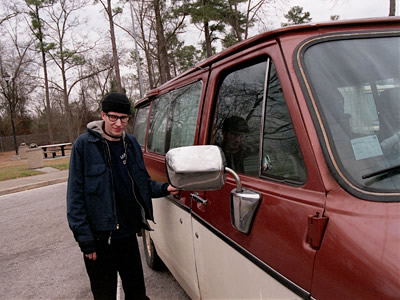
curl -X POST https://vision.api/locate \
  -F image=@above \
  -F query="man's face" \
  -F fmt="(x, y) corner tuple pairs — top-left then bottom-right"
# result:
(223, 130), (245, 153)
(102, 111), (129, 138)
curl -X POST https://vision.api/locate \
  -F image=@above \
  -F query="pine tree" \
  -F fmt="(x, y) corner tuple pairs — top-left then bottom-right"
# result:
(281, 6), (312, 27)
(180, 0), (227, 57)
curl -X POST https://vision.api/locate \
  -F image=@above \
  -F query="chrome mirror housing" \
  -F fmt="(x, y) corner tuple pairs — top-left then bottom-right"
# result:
(231, 189), (261, 234)
(165, 145), (227, 191)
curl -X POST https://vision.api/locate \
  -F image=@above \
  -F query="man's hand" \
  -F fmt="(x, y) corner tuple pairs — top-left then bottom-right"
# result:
(167, 184), (179, 196)
(85, 252), (97, 261)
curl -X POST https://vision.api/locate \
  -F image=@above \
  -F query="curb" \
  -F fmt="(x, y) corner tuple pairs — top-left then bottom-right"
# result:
(0, 177), (68, 196)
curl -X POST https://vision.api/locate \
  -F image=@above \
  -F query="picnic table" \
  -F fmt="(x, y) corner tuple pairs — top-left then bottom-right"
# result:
(40, 143), (72, 158)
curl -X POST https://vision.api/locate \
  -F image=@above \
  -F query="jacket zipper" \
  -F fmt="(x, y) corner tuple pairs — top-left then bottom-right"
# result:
(123, 140), (152, 230)
(103, 140), (119, 241)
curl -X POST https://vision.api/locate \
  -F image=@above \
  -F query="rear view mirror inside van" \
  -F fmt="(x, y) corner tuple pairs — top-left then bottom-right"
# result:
(166, 145), (227, 190)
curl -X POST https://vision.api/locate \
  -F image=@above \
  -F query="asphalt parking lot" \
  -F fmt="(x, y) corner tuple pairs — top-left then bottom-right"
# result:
(0, 182), (189, 300)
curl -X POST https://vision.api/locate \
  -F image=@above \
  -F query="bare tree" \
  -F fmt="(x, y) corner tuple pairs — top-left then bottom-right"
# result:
(73, 50), (115, 128)
(0, 15), (36, 139)
(243, 0), (272, 39)
(132, 0), (156, 90)
(154, 0), (171, 84)
(43, 0), (94, 141)
(0, 0), (19, 26)
(84, 53), (115, 103)
(135, 0), (156, 89)
(0, 13), (18, 26)
(95, 0), (123, 92)
(24, 0), (56, 143)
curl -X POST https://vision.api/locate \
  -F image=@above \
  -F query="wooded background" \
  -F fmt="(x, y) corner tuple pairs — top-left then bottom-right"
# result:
(0, 0), (396, 151)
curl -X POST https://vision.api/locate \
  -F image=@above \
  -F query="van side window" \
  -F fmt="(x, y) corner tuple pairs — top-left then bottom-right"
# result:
(133, 105), (150, 146)
(211, 61), (266, 176)
(148, 81), (202, 154)
(169, 81), (202, 149)
(148, 94), (169, 154)
(261, 62), (306, 182)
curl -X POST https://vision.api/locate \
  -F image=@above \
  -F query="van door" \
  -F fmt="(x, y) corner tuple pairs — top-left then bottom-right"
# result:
(191, 41), (326, 298)
(142, 71), (209, 299)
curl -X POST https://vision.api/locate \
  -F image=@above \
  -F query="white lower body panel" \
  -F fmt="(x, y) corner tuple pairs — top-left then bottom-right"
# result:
(151, 197), (200, 299)
(192, 218), (302, 300)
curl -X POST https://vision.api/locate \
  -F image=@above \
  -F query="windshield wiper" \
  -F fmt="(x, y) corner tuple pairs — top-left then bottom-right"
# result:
(362, 164), (400, 179)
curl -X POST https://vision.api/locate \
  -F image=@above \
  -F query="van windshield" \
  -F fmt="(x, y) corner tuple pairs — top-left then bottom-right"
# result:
(303, 36), (400, 195)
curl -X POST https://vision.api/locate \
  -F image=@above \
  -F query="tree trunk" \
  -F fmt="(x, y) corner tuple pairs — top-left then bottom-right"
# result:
(144, 40), (155, 89)
(106, 0), (122, 92)
(30, 2), (55, 142)
(62, 73), (74, 142)
(81, 84), (87, 126)
(204, 20), (213, 57)
(154, 0), (171, 84)
(230, 0), (242, 42)
(59, 42), (74, 141)
(389, 0), (396, 16)
(42, 51), (54, 143)
(137, 2), (155, 89)
(37, 23), (54, 143)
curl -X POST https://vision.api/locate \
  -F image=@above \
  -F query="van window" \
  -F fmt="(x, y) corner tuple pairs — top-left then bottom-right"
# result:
(147, 81), (202, 154)
(148, 94), (169, 154)
(261, 62), (306, 182)
(211, 59), (306, 181)
(211, 61), (266, 176)
(169, 81), (202, 149)
(303, 36), (400, 195)
(133, 105), (150, 146)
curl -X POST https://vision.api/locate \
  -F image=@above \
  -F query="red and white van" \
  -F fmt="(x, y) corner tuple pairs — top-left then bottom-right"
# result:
(133, 18), (400, 299)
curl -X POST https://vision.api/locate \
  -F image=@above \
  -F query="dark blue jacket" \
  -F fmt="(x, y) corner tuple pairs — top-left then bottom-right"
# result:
(67, 120), (168, 253)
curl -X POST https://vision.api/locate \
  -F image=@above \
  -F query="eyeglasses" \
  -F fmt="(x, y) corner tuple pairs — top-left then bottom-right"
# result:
(106, 113), (130, 123)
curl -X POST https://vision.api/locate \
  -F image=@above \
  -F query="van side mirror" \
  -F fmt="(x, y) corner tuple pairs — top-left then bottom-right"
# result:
(166, 145), (262, 234)
(165, 145), (227, 191)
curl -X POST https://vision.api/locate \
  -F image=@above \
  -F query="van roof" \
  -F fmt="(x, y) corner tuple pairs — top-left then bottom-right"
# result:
(135, 17), (400, 106)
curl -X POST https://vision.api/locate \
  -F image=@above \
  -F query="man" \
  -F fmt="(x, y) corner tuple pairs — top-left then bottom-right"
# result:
(67, 92), (177, 300)
(219, 116), (249, 173)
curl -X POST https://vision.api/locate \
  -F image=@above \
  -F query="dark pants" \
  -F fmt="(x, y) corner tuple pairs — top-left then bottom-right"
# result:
(83, 235), (148, 300)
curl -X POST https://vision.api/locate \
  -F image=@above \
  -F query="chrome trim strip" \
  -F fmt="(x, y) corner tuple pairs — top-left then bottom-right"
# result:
(259, 59), (270, 176)
(164, 194), (191, 213)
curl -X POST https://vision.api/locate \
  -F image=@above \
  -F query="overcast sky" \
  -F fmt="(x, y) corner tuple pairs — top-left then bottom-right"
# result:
(282, 0), (395, 25)
(84, 0), (397, 52)
(177, 0), (397, 46)
(87, 0), (397, 32)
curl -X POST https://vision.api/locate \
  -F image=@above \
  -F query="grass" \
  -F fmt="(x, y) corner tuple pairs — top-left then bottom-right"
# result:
(0, 166), (44, 181)
(47, 160), (70, 171)
(0, 152), (70, 181)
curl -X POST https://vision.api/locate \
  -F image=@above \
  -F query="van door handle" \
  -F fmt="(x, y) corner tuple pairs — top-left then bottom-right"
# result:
(191, 192), (208, 206)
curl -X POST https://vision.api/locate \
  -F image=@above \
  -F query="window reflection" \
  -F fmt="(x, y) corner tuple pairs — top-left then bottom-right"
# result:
(147, 94), (169, 154)
(262, 63), (306, 182)
(211, 61), (266, 176)
(211, 59), (306, 182)
(133, 106), (150, 146)
(303, 36), (400, 193)
(169, 81), (202, 149)
(147, 81), (202, 154)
